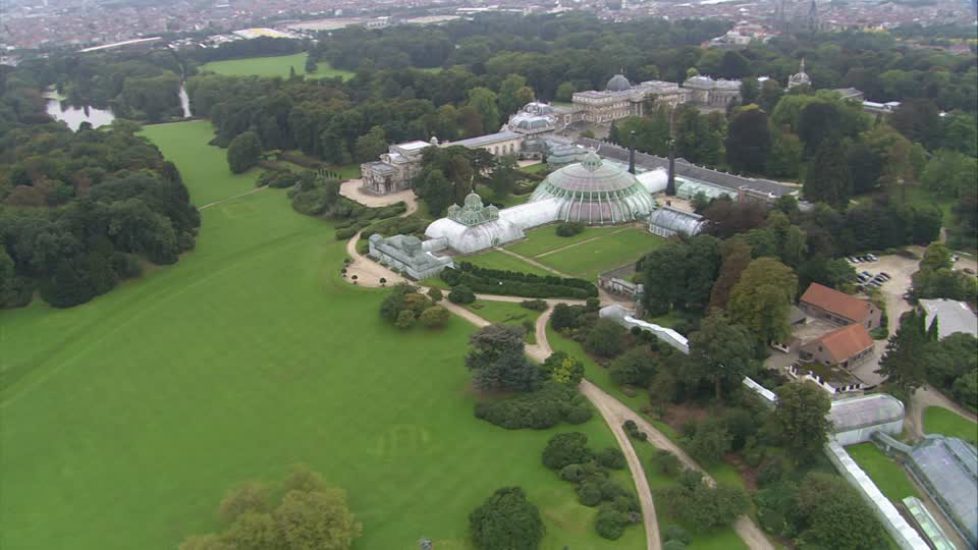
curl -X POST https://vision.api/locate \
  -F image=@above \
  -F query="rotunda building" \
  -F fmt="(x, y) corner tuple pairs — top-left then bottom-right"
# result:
(528, 152), (656, 225)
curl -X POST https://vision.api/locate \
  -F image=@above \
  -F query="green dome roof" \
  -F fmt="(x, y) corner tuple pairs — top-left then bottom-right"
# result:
(529, 153), (655, 225)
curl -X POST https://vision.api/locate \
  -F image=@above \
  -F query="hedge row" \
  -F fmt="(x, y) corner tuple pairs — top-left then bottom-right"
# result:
(440, 264), (597, 299)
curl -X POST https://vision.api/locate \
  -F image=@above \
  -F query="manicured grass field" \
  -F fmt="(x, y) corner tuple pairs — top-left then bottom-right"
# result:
(200, 53), (354, 80)
(461, 249), (552, 276)
(504, 225), (663, 280)
(0, 120), (642, 550)
(536, 227), (663, 280)
(846, 443), (919, 502)
(508, 226), (625, 259)
(923, 406), (978, 444)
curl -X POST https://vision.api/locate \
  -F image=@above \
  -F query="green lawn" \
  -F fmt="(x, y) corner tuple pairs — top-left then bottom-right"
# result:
(461, 250), (552, 276)
(505, 225), (663, 280)
(846, 443), (919, 502)
(508, 226), (623, 259)
(536, 228), (663, 280)
(0, 120), (642, 550)
(923, 406), (978, 444)
(200, 53), (354, 81)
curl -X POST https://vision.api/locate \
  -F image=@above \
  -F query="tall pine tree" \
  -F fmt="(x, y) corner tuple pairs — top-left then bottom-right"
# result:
(877, 309), (933, 395)
(804, 141), (852, 208)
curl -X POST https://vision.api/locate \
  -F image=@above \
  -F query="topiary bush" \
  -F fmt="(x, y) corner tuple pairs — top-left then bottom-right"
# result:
(556, 222), (585, 237)
(448, 285), (476, 304)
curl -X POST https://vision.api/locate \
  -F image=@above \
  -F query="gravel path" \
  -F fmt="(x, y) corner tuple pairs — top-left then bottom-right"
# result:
(340, 185), (418, 288)
(907, 385), (978, 439)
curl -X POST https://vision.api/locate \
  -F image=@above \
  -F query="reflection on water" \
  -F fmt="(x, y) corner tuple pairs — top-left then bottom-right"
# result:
(179, 83), (192, 118)
(45, 84), (191, 131)
(45, 100), (115, 131)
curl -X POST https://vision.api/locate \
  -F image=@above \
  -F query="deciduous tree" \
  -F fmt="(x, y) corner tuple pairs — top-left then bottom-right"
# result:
(774, 382), (831, 464)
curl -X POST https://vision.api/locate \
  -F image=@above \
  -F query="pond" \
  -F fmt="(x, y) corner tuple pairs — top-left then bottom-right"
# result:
(44, 82), (193, 131)
(45, 99), (116, 131)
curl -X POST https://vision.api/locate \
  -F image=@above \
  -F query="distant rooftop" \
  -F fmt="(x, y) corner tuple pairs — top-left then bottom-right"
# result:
(449, 130), (521, 149)
(575, 138), (798, 198)
(919, 299), (978, 340)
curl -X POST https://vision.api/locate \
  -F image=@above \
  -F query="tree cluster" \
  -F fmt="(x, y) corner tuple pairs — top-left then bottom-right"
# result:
(466, 324), (543, 393)
(542, 432), (640, 540)
(754, 469), (886, 549)
(379, 284), (451, 330)
(0, 117), (199, 308)
(179, 465), (362, 550)
(655, 470), (750, 533)
(879, 304), (978, 408)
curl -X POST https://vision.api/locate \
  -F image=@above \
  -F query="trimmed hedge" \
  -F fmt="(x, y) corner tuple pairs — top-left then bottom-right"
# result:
(441, 263), (597, 299)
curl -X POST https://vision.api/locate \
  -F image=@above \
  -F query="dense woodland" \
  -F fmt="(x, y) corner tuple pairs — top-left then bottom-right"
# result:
(0, 67), (199, 308)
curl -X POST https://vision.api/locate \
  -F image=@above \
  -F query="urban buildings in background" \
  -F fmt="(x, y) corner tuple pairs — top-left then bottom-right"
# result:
(1, 0), (975, 52)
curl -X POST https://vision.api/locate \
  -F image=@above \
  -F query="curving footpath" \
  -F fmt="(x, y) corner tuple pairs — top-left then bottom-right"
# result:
(339, 187), (770, 549)
(536, 307), (774, 550)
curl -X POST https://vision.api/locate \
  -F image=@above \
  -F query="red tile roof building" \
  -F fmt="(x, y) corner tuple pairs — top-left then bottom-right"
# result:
(800, 323), (875, 368)
(799, 283), (882, 330)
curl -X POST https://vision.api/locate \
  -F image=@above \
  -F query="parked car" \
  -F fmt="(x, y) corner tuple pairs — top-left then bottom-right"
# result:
(857, 275), (870, 283)
(965, 268), (976, 275)
(866, 253), (878, 262)
(872, 276), (887, 284)
(952, 254), (960, 262)
(861, 271), (873, 278)
(878, 272), (891, 281)
(848, 256), (861, 263)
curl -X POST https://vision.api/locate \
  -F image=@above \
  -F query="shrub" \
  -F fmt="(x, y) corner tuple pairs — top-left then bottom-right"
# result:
(541, 352), (585, 386)
(469, 487), (544, 550)
(609, 347), (658, 387)
(595, 504), (629, 540)
(576, 480), (603, 506)
(474, 382), (591, 430)
(653, 450), (682, 476)
(542, 432), (592, 470)
(657, 483), (749, 533)
(596, 447), (626, 470)
(426, 287), (443, 302)
(448, 285), (476, 304)
(520, 299), (548, 311)
(559, 464), (586, 483)
(584, 318), (626, 358)
(394, 310), (416, 329)
(622, 420), (647, 441)
(556, 222), (585, 237)
(419, 305), (450, 329)
(686, 419), (732, 465)
(663, 524), (692, 544)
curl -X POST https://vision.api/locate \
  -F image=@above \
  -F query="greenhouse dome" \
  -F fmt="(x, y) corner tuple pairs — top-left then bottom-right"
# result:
(528, 152), (655, 225)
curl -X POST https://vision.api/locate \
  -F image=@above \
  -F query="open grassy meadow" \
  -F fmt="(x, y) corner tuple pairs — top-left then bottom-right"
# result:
(923, 406), (978, 444)
(200, 53), (354, 81)
(0, 120), (642, 550)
